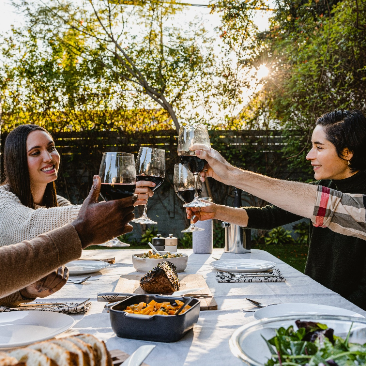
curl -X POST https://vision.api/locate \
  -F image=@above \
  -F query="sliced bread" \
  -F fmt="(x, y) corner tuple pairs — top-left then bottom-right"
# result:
(73, 335), (111, 366)
(50, 339), (88, 366)
(8, 348), (53, 366)
(66, 338), (94, 366)
(29, 342), (76, 366)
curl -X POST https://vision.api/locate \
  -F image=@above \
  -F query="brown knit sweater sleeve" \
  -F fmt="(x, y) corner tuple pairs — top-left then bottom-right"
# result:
(0, 224), (82, 303)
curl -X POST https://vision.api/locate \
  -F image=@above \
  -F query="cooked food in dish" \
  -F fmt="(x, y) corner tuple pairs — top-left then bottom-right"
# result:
(264, 320), (366, 365)
(2, 334), (111, 366)
(140, 261), (180, 294)
(140, 251), (184, 259)
(124, 299), (191, 316)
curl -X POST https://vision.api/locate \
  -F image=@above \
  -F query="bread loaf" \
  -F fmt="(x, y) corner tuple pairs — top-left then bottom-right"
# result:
(8, 348), (54, 366)
(3, 334), (111, 366)
(140, 261), (180, 294)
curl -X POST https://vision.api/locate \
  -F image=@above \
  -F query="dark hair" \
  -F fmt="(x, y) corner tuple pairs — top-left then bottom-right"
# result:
(4, 124), (58, 208)
(316, 110), (366, 173)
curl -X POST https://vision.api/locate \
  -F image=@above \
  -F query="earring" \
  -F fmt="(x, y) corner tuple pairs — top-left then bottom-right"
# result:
(348, 160), (351, 166)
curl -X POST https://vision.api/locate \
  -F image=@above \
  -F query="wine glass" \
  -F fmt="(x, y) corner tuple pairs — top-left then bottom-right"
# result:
(177, 124), (211, 207)
(174, 163), (204, 233)
(98, 152), (136, 247)
(132, 147), (165, 225)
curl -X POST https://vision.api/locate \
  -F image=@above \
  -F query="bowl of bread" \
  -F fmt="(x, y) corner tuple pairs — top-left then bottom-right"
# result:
(132, 251), (188, 273)
(0, 334), (111, 366)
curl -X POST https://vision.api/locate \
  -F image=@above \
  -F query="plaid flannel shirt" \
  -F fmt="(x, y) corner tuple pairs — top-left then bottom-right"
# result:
(312, 186), (366, 241)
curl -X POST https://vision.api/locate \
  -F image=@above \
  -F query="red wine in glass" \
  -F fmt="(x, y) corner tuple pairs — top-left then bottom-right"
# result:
(100, 183), (136, 201)
(176, 188), (202, 203)
(136, 175), (164, 192)
(178, 154), (206, 174)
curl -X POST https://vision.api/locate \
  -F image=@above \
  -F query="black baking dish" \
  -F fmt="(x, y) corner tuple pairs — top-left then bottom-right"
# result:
(109, 294), (200, 342)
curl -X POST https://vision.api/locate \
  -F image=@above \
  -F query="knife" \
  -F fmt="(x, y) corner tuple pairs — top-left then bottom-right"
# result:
(122, 345), (155, 366)
(97, 288), (204, 302)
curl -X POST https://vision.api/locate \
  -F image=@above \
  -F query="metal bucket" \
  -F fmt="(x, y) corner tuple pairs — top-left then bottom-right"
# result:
(222, 222), (251, 254)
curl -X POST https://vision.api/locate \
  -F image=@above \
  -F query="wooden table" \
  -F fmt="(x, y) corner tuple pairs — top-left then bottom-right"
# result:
(48, 249), (366, 366)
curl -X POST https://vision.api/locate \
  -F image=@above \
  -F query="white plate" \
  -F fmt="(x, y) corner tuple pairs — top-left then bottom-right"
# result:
(212, 259), (276, 273)
(0, 311), (75, 348)
(255, 303), (364, 320)
(66, 260), (109, 275)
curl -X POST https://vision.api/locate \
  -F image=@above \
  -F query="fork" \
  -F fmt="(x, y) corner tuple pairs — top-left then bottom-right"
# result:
(67, 276), (91, 284)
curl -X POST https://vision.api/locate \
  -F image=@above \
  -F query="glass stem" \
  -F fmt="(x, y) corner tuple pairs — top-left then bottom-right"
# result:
(142, 203), (148, 217)
(194, 173), (199, 198)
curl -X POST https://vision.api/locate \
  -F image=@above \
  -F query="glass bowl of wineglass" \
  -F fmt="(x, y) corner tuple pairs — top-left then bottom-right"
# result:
(174, 163), (204, 233)
(132, 147), (165, 225)
(98, 152), (136, 247)
(177, 124), (210, 208)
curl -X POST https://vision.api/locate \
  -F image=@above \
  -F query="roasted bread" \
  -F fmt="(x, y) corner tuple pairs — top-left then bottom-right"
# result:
(50, 339), (89, 366)
(3, 334), (110, 366)
(66, 338), (95, 366)
(73, 335), (110, 366)
(140, 261), (180, 294)
(8, 348), (54, 366)
(0, 351), (23, 366)
(29, 342), (76, 366)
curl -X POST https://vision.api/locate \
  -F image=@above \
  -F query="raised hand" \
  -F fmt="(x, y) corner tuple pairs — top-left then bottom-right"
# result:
(189, 144), (233, 184)
(186, 202), (218, 223)
(134, 180), (155, 206)
(72, 175), (136, 248)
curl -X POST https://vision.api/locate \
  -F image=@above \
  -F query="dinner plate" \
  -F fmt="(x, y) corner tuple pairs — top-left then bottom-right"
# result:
(211, 259), (276, 273)
(66, 260), (109, 275)
(254, 302), (364, 320)
(0, 311), (75, 348)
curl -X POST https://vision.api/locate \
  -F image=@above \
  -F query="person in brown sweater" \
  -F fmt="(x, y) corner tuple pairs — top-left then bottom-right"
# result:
(0, 175), (135, 304)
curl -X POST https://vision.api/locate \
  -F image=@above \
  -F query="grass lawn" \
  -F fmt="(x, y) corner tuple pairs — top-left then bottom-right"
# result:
(252, 244), (309, 273)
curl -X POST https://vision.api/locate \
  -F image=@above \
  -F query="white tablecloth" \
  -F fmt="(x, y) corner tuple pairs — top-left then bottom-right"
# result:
(48, 249), (366, 366)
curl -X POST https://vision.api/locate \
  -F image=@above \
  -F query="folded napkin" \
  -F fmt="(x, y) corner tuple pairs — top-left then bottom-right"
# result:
(0, 299), (91, 314)
(216, 268), (286, 283)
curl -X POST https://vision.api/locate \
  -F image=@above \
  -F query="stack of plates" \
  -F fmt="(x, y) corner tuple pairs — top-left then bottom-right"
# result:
(66, 260), (109, 275)
(212, 259), (276, 273)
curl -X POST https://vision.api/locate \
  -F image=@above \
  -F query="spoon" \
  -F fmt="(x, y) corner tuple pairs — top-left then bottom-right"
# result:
(148, 242), (164, 256)
(175, 298), (192, 316)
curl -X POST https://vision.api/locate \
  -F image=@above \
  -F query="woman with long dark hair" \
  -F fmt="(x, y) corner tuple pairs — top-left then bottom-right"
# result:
(188, 110), (366, 310)
(0, 124), (153, 246)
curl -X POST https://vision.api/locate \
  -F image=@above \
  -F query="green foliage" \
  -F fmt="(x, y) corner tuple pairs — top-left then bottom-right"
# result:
(264, 227), (294, 245)
(140, 226), (158, 244)
(293, 221), (310, 245)
(179, 232), (192, 249)
(213, 220), (225, 248)
(118, 232), (139, 246)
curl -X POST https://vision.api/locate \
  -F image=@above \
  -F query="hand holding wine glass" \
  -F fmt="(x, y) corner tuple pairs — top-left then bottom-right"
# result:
(132, 147), (165, 225)
(177, 125), (211, 207)
(98, 152), (136, 247)
(174, 163), (204, 233)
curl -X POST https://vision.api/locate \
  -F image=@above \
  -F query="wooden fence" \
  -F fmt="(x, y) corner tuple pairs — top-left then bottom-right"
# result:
(0, 129), (305, 204)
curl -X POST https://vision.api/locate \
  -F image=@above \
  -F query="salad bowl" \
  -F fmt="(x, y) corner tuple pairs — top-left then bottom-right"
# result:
(229, 314), (366, 365)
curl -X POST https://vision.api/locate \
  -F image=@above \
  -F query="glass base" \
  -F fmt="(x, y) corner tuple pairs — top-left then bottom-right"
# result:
(132, 217), (157, 225)
(98, 238), (130, 247)
(182, 225), (205, 233)
(183, 198), (211, 208)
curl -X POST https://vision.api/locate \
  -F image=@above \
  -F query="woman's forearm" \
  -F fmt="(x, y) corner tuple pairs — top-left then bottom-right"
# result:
(214, 205), (249, 227)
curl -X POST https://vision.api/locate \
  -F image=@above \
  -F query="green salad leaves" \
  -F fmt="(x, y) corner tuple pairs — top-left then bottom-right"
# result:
(263, 320), (366, 366)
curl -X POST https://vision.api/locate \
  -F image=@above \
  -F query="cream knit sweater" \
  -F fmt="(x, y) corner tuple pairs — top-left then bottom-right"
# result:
(0, 185), (81, 247)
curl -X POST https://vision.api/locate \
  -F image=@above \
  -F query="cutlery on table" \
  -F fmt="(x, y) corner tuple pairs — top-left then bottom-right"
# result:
(245, 298), (277, 308)
(98, 287), (205, 302)
(147, 242), (164, 256)
(122, 345), (155, 366)
(67, 276), (91, 284)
